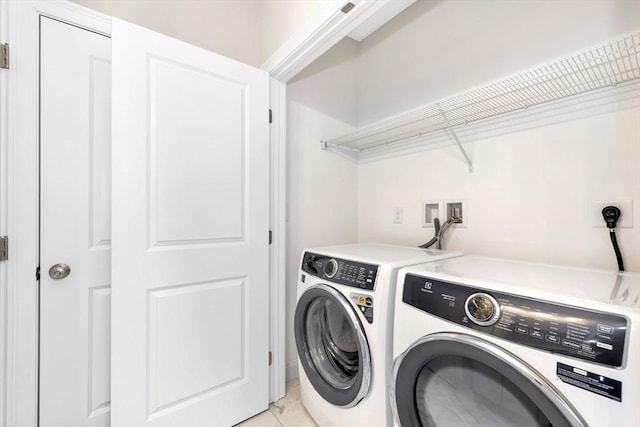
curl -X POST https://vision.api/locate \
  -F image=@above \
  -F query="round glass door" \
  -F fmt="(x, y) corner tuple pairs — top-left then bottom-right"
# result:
(294, 284), (371, 407)
(416, 355), (551, 426)
(392, 333), (587, 427)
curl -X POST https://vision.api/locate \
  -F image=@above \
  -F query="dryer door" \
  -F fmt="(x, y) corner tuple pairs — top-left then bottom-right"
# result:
(294, 284), (371, 407)
(391, 332), (587, 427)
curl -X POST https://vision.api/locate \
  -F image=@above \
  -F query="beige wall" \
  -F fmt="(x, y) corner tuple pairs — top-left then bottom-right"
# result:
(259, 0), (323, 66)
(70, 0), (322, 67)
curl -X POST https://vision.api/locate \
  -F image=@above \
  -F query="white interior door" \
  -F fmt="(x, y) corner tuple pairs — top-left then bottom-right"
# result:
(111, 19), (270, 427)
(39, 16), (111, 427)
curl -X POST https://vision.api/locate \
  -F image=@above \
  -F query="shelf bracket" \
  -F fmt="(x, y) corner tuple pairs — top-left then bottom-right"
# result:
(437, 104), (473, 173)
(320, 140), (328, 150)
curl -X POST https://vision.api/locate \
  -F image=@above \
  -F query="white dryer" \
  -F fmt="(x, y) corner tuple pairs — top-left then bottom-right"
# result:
(390, 256), (640, 427)
(294, 243), (462, 427)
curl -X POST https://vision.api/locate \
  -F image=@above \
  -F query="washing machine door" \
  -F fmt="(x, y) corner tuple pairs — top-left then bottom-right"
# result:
(391, 333), (587, 427)
(294, 283), (371, 407)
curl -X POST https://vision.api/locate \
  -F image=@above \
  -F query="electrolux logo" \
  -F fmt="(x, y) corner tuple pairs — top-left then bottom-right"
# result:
(420, 280), (434, 294)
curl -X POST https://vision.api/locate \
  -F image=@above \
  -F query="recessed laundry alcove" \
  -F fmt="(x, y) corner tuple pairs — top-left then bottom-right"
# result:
(285, 0), (640, 377)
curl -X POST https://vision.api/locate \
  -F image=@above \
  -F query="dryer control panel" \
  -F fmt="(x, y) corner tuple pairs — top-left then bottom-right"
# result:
(302, 252), (378, 290)
(403, 274), (628, 367)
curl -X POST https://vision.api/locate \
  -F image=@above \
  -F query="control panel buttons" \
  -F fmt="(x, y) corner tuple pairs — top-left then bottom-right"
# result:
(545, 334), (560, 344)
(596, 341), (613, 351)
(301, 252), (379, 290)
(581, 344), (594, 353)
(562, 339), (581, 350)
(597, 324), (614, 334)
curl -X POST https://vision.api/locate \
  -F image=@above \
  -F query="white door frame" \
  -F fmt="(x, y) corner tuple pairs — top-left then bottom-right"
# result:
(0, 0), (390, 425)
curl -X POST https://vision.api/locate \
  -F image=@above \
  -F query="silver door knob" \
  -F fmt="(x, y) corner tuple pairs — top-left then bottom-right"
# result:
(49, 263), (71, 280)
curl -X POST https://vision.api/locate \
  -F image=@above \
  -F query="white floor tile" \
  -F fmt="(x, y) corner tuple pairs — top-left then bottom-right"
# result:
(234, 409), (282, 427)
(235, 378), (317, 427)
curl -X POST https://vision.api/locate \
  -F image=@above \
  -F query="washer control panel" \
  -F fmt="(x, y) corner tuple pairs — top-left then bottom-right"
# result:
(302, 252), (378, 290)
(403, 274), (627, 367)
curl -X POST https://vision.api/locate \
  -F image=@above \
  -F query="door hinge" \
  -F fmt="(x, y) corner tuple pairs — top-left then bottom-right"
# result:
(0, 236), (7, 261)
(269, 351), (272, 366)
(268, 108), (272, 124)
(36, 266), (41, 281)
(1, 43), (9, 69)
(269, 230), (272, 245)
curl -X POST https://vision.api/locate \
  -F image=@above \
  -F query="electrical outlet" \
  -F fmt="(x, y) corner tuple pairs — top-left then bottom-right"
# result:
(393, 207), (404, 224)
(445, 200), (467, 228)
(422, 201), (442, 228)
(592, 200), (633, 228)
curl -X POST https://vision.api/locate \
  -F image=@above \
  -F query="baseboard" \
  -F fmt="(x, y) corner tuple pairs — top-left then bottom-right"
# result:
(286, 360), (299, 383)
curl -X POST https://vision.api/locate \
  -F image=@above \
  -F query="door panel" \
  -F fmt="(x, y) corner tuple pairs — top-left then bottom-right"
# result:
(39, 17), (111, 427)
(148, 279), (244, 413)
(111, 19), (270, 427)
(149, 58), (244, 245)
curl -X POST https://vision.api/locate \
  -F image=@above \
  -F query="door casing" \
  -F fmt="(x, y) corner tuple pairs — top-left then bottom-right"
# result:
(0, 0), (391, 425)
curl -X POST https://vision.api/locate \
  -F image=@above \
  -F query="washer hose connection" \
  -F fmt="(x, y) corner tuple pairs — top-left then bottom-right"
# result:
(435, 215), (462, 249)
(419, 214), (462, 250)
(419, 218), (440, 249)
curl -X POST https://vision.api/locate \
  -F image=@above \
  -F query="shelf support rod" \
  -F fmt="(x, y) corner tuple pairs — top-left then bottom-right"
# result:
(320, 140), (362, 153)
(437, 104), (473, 173)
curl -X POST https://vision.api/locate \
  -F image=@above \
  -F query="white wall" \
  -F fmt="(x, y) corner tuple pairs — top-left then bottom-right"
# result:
(358, 107), (640, 271)
(286, 38), (359, 366)
(354, 0), (640, 272)
(356, 0), (640, 124)
(70, 0), (322, 67)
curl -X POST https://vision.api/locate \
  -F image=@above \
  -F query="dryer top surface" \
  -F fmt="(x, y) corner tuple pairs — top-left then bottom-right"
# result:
(304, 243), (462, 268)
(404, 256), (640, 310)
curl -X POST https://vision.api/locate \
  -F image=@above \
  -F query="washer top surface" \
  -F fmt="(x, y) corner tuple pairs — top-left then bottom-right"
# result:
(304, 243), (462, 268)
(404, 256), (640, 310)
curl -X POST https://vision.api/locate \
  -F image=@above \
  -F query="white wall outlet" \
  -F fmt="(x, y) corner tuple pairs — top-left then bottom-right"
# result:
(445, 199), (467, 228)
(592, 200), (633, 228)
(393, 207), (404, 224)
(422, 201), (442, 227)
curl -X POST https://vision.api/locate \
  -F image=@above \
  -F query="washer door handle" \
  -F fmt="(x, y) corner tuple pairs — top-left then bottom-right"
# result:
(49, 263), (71, 280)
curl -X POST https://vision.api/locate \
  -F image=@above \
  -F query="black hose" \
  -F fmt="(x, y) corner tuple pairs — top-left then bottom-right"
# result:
(419, 218), (441, 248)
(609, 230), (625, 271)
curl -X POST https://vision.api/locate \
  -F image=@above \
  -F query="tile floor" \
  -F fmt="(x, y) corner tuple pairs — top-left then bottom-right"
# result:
(235, 378), (318, 427)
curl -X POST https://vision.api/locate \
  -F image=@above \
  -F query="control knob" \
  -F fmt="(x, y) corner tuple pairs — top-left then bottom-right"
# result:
(323, 259), (338, 278)
(464, 292), (500, 326)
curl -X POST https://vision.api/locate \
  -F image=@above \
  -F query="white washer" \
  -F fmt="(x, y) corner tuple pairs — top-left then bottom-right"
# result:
(390, 256), (640, 427)
(294, 243), (462, 427)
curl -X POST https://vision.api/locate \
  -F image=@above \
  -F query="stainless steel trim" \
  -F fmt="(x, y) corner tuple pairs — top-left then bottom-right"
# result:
(390, 332), (588, 427)
(389, 347), (403, 425)
(304, 283), (371, 408)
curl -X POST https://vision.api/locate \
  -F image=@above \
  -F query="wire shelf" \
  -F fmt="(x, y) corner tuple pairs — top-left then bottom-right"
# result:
(322, 31), (640, 161)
